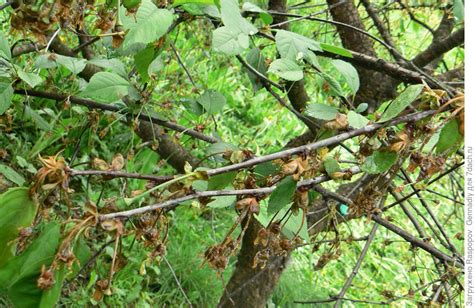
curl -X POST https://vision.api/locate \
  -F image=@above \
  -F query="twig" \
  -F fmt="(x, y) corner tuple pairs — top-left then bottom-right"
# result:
(99, 167), (361, 220)
(170, 42), (198, 89)
(163, 256), (193, 306)
(206, 110), (435, 177)
(334, 223), (378, 307)
(68, 168), (174, 183)
(14, 89), (218, 144)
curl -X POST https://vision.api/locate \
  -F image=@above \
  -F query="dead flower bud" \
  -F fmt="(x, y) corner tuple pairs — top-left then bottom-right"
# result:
(324, 113), (348, 130)
(294, 190), (309, 209)
(92, 158), (109, 171)
(254, 228), (269, 246)
(252, 249), (270, 269)
(269, 222), (281, 235)
(101, 219), (124, 234)
(279, 239), (292, 252)
(37, 265), (55, 290)
(236, 197), (259, 214)
(110, 153), (125, 171)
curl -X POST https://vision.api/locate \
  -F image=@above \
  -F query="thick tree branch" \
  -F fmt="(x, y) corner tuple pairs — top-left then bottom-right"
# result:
(412, 27), (464, 68)
(13, 89), (218, 144)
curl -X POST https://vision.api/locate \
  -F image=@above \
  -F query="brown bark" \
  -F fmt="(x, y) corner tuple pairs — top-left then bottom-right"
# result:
(327, 0), (397, 109)
(218, 217), (288, 307)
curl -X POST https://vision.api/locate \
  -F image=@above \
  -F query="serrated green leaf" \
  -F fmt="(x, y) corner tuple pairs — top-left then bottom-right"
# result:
(245, 48), (267, 92)
(208, 171), (236, 190)
(134, 45), (156, 82)
(379, 84), (424, 122)
(320, 43), (353, 58)
(453, 0), (464, 21)
(331, 59), (359, 94)
(0, 187), (37, 267)
(0, 222), (61, 307)
(88, 58), (128, 77)
(0, 82), (13, 115)
(275, 30), (320, 65)
(18, 70), (43, 88)
(268, 176), (297, 215)
(436, 119), (462, 154)
(123, 0), (173, 48)
(319, 71), (344, 96)
(347, 110), (369, 129)
(207, 194), (236, 208)
(221, 0), (257, 35)
(242, 2), (272, 24)
(0, 164), (25, 186)
(323, 158), (341, 177)
(54, 54), (87, 75)
(197, 89), (227, 114)
(81, 72), (130, 103)
(361, 151), (397, 174)
(0, 31), (11, 60)
(268, 58), (303, 81)
(173, 0), (215, 6)
(306, 103), (338, 120)
(212, 26), (249, 55)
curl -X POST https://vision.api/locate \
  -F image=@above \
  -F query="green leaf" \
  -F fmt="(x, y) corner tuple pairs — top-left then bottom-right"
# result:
(436, 119), (462, 154)
(212, 26), (249, 55)
(197, 89), (227, 114)
(0, 222), (61, 308)
(268, 58), (303, 81)
(378, 84), (424, 122)
(148, 56), (164, 77)
(206, 142), (239, 156)
(255, 202), (309, 241)
(18, 70), (43, 88)
(0, 31), (11, 60)
(0, 187), (37, 267)
(208, 171), (236, 190)
(275, 30), (320, 65)
(320, 43), (353, 58)
(0, 82), (13, 115)
(361, 151), (398, 174)
(173, 0), (215, 7)
(245, 48), (267, 92)
(0, 164), (25, 186)
(122, 0), (173, 49)
(453, 0), (464, 21)
(242, 2), (272, 24)
(54, 54), (87, 75)
(88, 58), (128, 78)
(24, 105), (52, 131)
(306, 103), (338, 120)
(347, 110), (369, 129)
(319, 71), (344, 96)
(134, 45), (156, 82)
(207, 194), (236, 208)
(81, 72), (130, 103)
(355, 103), (368, 113)
(221, 0), (257, 35)
(331, 60), (359, 94)
(323, 158), (341, 178)
(268, 176), (297, 215)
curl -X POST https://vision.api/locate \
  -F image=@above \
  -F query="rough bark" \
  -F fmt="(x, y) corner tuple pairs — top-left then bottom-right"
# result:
(218, 217), (288, 307)
(327, 0), (397, 109)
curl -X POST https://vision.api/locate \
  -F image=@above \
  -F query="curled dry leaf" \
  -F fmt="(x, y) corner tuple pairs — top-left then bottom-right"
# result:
(110, 153), (125, 171)
(92, 158), (109, 171)
(37, 264), (55, 290)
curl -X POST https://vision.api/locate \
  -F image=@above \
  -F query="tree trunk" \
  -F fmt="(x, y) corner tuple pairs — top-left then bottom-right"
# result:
(218, 217), (288, 307)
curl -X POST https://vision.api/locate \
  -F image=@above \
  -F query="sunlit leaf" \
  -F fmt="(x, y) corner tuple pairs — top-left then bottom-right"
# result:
(81, 72), (130, 103)
(378, 84), (424, 122)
